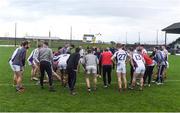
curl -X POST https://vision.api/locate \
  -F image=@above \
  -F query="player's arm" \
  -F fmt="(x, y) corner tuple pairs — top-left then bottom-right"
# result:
(22, 49), (26, 67)
(142, 56), (146, 64)
(74, 54), (80, 72)
(130, 55), (135, 70)
(33, 50), (40, 64)
(111, 52), (116, 64)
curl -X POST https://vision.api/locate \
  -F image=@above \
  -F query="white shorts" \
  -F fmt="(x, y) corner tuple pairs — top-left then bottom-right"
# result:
(116, 63), (126, 74)
(9, 61), (21, 72)
(134, 65), (145, 75)
(58, 63), (67, 70)
(86, 65), (97, 74)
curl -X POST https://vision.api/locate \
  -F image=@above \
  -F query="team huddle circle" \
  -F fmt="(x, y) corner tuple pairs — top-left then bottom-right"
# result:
(9, 41), (169, 95)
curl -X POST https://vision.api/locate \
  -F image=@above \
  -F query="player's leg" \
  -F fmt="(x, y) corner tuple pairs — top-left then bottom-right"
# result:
(67, 69), (72, 91)
(130, 65), (134, 85)
(52, 69), (61, 81)
(92, 66), (97, 90)
(30, 65), (34, 80)
(12, 65), (23, 92)
(131, 72), (137, 89)
(45, 63), (55, 92)
(10, 62), (17, 86)
(93, 74), (97, 91)
(143, 66), (148, 85)
(15, 71), (24, 92)
(70, 70), (77, 95)
(85, 66), (91, 92)
(156, 65), (162, 84)
(122, 73), (127, 90)
(63, 69), (68, 87)
(160, 65), (165, 84)
(148, 66), (154, 86)
(117, 72), (122, 91)
(61, 69), (66, 86)
(152, 65), (158, 82)
(85, 76), (91, 92)
(139, 66), (145, 90)
(62, 65), (68, 85)
(31, 64), (38, 81)
(139, 73), (144, 90)
(60, 68), (64, 84)
(13, 73), (17, 86)
(33, 63), (39, 80)
(40, 62), (46, 88)
(122, 65), (127, 90)
(107, 65), (112, 86)
(102, 65), (107, 87)
(99, 63), (102, 76)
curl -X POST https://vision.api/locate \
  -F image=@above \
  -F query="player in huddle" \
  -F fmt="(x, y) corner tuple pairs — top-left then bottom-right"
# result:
(111, 43), (131, 92)
(130, 48), (146, 91)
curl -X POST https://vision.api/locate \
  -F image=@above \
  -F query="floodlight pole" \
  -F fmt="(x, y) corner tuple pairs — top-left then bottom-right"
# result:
(125, 32), (127, 44)
(49, 30), (51, 47)
(156, 30), (159, 45)
(138, 32), (141, 44)
(15, 23), (17, 47)
(70, 26), (72, 44)
(165, 32), (167, 46)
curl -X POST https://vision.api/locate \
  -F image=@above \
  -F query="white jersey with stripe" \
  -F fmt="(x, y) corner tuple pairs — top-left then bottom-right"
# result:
(33, 48), (39, 62)
(57, 54), (70, 65)
(27, 49), (35, 61)
(132, 52), (145, 67)
(112, 49), (128, 65)
(27, 48), (40, 63)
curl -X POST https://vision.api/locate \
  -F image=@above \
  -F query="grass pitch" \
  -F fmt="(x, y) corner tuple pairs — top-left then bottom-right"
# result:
(0, 47), (180, 112)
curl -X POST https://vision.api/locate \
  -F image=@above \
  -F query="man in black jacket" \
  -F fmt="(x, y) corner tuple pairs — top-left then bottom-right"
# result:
(66, 47), (80, 95)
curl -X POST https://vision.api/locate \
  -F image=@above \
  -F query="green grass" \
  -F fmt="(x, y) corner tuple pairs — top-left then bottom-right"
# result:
(0, 47), (180, 112)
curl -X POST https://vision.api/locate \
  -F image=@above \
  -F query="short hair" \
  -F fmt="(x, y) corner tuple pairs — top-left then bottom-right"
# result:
(116, 43), (123, 48)
(105, 47), (110, 51)
(87, 49), (92, 53)
(155, 46), (159, 50)
(38, 43), (42, 48)
(140, 44), (145, 47)
(75, 47), (80, 53)
(21, 41), (29, 46)
(44, 42), (49, 46)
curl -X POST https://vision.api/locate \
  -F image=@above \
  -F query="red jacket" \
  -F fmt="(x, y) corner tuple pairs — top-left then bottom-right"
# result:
(100, 51), (113, 65)
(142, 53), (153, 66)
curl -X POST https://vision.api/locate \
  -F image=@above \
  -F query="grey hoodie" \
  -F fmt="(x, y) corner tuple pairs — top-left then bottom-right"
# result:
(38, 47), (53, 63)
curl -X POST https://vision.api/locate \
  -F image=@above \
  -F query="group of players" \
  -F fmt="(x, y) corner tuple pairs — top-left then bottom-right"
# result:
(9, 41), (169, 95)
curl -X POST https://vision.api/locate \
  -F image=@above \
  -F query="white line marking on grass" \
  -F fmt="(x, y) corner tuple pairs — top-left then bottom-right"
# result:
(166, 80), (180, 82)
(0, 80), (179, 86)
(0, 45), (15, 47)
